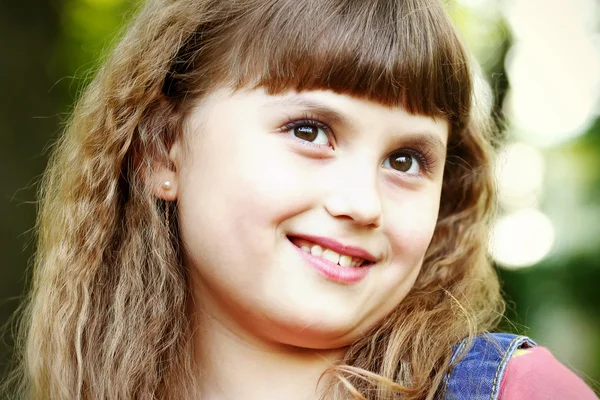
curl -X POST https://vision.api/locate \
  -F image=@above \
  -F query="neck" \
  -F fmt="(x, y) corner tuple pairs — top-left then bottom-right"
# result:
(189, 299), (346, 400)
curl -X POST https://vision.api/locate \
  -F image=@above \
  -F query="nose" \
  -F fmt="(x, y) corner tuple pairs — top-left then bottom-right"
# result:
(323, 165), (382, 228)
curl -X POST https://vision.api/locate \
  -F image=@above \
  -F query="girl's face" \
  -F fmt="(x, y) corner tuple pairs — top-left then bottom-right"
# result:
(167, 87), (448, 349)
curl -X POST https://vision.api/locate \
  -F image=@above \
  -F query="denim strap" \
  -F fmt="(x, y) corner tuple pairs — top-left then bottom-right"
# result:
(438, 333), (537, 400)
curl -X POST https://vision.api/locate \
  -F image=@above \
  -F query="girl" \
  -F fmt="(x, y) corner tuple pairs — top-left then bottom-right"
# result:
(5, 0), (598, 399)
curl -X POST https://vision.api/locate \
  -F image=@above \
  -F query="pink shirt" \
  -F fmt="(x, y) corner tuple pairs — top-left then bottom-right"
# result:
(499, 346), (599, 399)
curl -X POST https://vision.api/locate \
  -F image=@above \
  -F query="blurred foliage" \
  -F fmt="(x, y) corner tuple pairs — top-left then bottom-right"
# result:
(1, 0), (599, 393)
(59, 0), (136, 80)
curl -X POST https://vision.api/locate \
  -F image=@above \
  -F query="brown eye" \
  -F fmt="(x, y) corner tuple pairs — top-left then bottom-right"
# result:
(384, 151), (421, 174)
(287, 122), (330, 145)
(294, 125), (319, 142)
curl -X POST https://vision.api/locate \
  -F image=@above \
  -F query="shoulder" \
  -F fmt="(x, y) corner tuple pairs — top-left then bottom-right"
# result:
(499, 346), (599, 400)
(440, 334), (598, 400)
(440, 333), (537, 399)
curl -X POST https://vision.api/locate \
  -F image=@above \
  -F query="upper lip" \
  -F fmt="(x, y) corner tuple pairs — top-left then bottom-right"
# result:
(288, 234), (378, 263)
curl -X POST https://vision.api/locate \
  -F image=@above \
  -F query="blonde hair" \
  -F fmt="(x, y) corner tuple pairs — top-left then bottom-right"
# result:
(5, 0), (503, 398)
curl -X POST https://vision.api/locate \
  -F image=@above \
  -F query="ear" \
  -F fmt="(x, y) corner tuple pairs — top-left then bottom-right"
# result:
(150, 139), (182, 202)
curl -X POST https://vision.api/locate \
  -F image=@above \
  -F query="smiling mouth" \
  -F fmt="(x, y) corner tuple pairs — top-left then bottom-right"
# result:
(287, 236), (373, 268)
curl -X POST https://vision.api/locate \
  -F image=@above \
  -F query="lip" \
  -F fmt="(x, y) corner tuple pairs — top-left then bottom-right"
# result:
(287, 234), (378, 263)
(288, 238), (373, 284)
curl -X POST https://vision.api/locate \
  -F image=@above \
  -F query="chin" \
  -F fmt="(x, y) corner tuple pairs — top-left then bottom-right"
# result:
(259, 307), (371, 350)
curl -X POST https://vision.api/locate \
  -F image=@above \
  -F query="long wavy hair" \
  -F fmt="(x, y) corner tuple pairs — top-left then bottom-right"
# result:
(5, 0), (503, 398)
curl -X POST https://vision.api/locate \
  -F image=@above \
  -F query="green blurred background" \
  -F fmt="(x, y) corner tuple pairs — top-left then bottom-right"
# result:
(1, 0), (599, 393)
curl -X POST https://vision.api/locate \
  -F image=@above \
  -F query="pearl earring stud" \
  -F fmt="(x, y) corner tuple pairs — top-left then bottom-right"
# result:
(162, 181), (172, 190)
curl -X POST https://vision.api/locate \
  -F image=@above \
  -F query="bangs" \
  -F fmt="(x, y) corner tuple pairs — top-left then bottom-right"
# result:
(164, 0), (472, 126)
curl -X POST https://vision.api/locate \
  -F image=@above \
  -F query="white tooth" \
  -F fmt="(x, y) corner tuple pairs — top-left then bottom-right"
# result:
(310, 245), (323, 257)
(339, 255), (352, 267)
(301, 245), (311, 253)
(322, 249), (341, 264)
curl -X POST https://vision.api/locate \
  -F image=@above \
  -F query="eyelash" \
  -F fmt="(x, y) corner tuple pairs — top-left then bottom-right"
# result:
(394, 146), (437, 174)
(280, 115), (436, 175)
(281, 115), (334, 149)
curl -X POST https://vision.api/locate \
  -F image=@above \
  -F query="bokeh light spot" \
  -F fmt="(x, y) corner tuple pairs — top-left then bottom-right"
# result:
(491, 208), (555, 269)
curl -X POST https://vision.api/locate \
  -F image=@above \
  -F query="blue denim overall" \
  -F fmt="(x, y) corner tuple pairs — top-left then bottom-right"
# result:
(437, 333), (537, 400)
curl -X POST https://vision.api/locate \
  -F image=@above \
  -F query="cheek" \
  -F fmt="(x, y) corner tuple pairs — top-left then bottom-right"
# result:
(176, 127), (312, 271)
(384, 193), (440, 265)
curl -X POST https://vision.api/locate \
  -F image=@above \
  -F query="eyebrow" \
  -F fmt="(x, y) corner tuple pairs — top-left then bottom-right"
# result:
(264, 95), (351, 127)
(396, 132), (448, 159)
(264, 94), (447, 157)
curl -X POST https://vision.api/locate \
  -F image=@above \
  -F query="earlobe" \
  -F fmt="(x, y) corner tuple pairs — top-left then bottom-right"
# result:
(156, 178), (177, 201)
(151, 140), (181, 201)
(152, 171), (178, 201)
